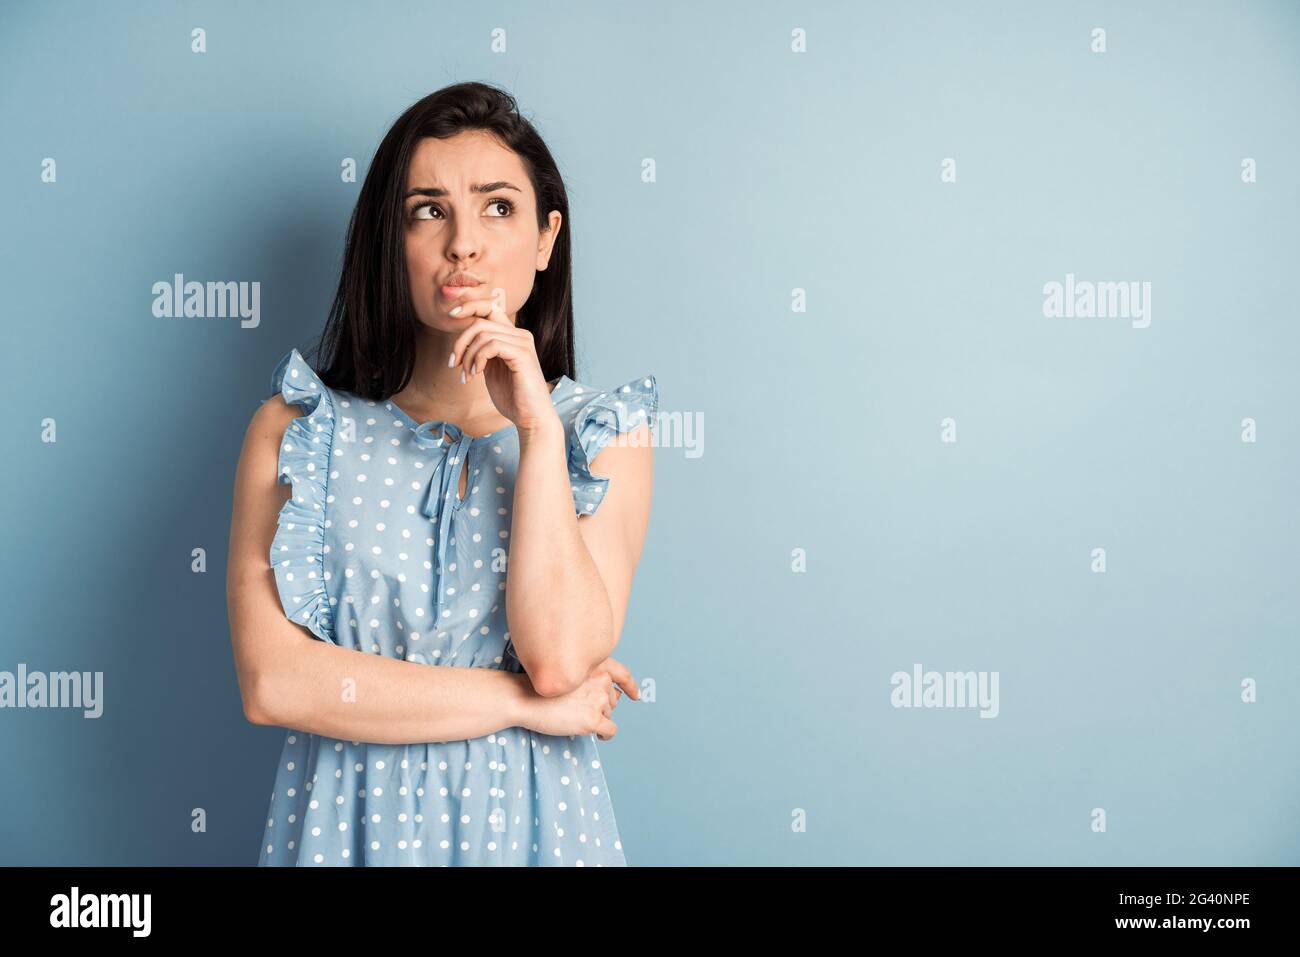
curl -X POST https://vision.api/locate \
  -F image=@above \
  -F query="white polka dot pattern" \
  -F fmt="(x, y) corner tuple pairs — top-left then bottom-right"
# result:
(257, 347), (654, 867)
(568, 374), (660, 517)
(268, 348), (336, 643)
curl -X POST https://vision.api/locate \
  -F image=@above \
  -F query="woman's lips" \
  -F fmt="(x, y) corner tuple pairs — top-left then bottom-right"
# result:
(440, 282), (481, 300)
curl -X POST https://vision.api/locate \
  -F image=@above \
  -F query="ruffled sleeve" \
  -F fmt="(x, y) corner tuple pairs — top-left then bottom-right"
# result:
(566, 374), (659, 517)
(267, 348), (337, 643)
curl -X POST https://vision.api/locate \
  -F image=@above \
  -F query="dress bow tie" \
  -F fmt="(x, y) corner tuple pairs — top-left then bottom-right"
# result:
(413, 421), (473, 625)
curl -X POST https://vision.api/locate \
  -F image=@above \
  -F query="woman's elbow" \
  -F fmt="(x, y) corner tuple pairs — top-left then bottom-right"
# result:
(243, 698), (270, 726)
(239, 667), (280, 726)
(529, 664), (587, 698)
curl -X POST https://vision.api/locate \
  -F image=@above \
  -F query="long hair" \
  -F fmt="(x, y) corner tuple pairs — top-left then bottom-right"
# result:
(312, 82), (575, 398)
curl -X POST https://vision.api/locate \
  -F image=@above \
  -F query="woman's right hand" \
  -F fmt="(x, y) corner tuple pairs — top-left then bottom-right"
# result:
(523, 658), (638, 741)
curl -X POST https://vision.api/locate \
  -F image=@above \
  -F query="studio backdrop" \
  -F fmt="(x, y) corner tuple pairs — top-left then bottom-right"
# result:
(2, 0), (1297, 865)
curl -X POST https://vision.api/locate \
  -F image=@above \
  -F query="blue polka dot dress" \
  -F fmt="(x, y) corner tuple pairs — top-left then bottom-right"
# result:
(257, 348), (658, 866)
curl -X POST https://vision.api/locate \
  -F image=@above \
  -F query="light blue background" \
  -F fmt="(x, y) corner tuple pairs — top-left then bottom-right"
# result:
(2, 0), (1297, 865)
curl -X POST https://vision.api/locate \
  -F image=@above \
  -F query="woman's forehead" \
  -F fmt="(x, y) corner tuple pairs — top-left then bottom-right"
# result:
(407, 132), (523, 181)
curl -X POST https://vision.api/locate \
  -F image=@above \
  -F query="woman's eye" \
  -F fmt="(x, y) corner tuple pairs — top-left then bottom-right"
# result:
(410, 199), (514, 221)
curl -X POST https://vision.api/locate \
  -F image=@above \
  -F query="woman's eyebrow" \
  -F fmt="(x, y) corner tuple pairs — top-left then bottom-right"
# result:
(404, 181), (523, 198)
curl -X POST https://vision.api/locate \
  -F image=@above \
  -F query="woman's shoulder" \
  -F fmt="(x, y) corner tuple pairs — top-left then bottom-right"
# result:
(247, 387), (302, 445)
(551, 371), (659, 427)
(244, 349), (332, 440)
(269, 347), (336, 410)
(553, 370), (659, 517)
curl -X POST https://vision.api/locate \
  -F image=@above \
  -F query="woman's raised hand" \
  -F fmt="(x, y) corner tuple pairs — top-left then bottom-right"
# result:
(447, 285), (557, 433)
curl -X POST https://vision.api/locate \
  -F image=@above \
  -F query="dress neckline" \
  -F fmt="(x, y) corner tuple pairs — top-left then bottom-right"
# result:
(381, 375), (571, 442)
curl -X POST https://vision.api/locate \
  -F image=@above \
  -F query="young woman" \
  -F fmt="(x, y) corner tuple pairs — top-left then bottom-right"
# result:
(226, 82), (658, 866)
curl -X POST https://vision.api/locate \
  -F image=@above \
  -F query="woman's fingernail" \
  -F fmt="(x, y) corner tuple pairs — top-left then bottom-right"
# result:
(460, 369), (466, 384)
(449, 306), (461, 316)
(470, 362), (477, 376)
(447, 352), (455, 367)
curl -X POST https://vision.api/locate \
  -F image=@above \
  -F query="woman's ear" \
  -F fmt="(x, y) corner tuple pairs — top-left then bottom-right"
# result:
(536, 210), (563, 270)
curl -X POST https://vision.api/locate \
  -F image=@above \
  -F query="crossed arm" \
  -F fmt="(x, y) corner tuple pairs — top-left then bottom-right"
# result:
(226, 396), (651, 744)
(503, 414), (654, 696)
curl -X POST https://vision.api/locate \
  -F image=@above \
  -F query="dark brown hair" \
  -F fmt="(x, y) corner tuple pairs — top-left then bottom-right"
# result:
(312, 81), (575, 397)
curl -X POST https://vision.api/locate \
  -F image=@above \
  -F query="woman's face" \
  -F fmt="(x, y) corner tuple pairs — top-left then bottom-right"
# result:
(402, 131), (562, 333)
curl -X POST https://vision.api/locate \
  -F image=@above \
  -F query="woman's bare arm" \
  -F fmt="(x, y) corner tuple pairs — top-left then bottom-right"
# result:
(227, 395), (537, 745)
(505, 414), (653, 698)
